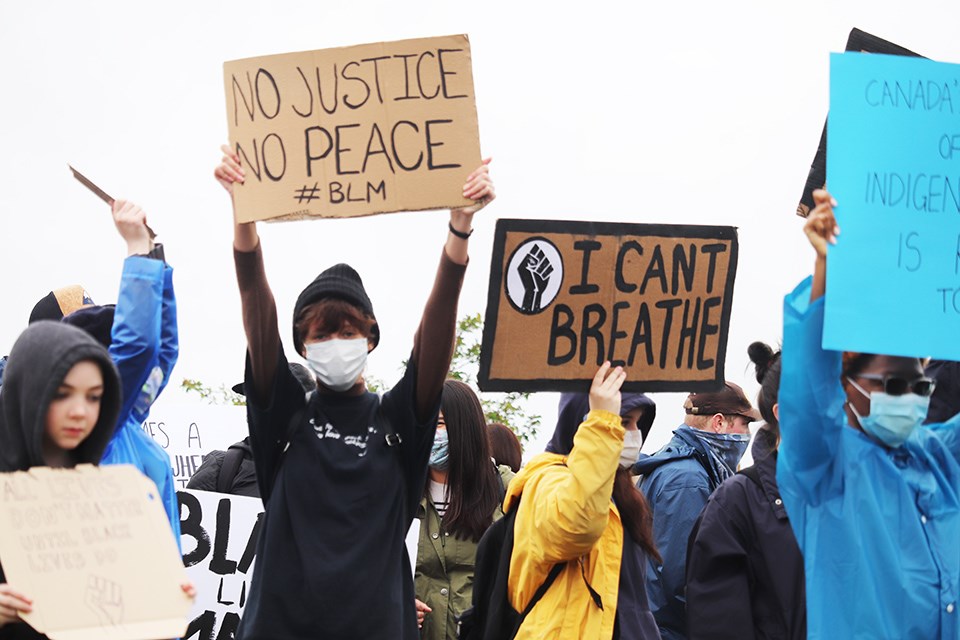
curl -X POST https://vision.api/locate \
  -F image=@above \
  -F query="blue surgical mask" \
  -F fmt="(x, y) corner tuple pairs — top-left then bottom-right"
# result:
(696, 429), (751, 471)
(847, 377), (929, 448)
(429, 428), (449, 470)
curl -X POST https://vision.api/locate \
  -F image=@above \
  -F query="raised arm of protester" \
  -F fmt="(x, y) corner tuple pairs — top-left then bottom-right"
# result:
(514, 363), (625, 562)
(61, 198), (183, 545)
(776, 188), (846, 503)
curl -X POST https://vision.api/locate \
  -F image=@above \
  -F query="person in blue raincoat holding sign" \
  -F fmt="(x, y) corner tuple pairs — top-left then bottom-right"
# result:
(777, 188), (960, 639)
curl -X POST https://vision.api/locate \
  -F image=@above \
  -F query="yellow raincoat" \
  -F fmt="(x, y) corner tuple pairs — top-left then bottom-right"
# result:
(506, 409), (624, 640)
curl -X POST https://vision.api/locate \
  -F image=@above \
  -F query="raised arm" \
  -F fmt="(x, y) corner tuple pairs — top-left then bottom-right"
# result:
(777, 189), (847, 505)
(410, 158), (496, 422)
(215, 144), (280, 405)
(108, 200), (164, 424)
(525, 364), (626, 562)
(410, 159), (495, 422)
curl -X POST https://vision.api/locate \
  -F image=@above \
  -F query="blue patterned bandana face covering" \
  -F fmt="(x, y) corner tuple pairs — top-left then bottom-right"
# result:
(847, 377), (929, 448)
(429, 427), (449, 470)
(696, 429), (751, 472)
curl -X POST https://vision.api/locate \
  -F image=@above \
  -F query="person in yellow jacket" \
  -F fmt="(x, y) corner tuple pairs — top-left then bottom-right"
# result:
(505, 363), (661, 640)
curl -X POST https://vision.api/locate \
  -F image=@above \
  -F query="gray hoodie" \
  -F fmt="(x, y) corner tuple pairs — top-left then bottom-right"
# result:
(0, 321), (121, 472)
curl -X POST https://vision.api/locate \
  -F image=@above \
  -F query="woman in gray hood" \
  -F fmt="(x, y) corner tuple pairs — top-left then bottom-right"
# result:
(0, 321), (122, 637)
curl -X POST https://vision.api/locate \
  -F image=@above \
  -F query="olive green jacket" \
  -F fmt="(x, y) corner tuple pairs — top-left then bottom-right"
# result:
(414, 464), (515, 640)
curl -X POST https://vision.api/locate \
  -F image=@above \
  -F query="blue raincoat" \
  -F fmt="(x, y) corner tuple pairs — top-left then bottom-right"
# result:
(778, 277), (960, 639)
(100, 256), (181, 547)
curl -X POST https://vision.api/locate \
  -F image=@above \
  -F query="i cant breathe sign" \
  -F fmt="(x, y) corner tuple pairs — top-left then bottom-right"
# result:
(223, 34), (481, 223)
(479, 219), (739, 393)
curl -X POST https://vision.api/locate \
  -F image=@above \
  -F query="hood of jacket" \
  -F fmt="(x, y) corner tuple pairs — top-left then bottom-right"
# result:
(0, 321), (121, 471)
(547, 392), (656, 455)
(620, 393), (656, 441)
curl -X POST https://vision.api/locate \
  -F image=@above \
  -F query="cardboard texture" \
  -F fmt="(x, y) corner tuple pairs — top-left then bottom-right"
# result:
(479, 219), (738, 393)
(223, 34), (481, 223)
(0, 465), (191, 640)
(823, 52), (960, 358)
(178, 490), (263, 640)
(796, 28), (923, 218)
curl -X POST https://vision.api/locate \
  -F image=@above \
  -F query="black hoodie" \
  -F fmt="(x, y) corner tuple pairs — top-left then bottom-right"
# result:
(0, 321), (122, 640)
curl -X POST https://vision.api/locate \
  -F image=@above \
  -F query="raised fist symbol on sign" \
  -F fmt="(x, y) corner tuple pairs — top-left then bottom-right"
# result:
(517, 245), (554, 313)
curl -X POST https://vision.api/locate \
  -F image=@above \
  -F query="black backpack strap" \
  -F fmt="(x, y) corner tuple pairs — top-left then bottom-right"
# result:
(269, 391), (315, 491)
(217, 446), (245, 494)
(516, 562), (564, 624)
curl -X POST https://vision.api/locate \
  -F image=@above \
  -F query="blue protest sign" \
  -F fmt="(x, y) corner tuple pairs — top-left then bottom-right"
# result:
(824, 52), (960, 358)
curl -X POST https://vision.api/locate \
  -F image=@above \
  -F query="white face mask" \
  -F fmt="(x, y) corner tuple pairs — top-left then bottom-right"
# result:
(620, 430), (643, 468)
(305, 338), (368, 392)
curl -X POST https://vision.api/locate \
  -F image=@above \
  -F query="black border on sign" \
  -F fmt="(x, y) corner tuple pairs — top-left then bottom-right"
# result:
(478, 218), (739, 394)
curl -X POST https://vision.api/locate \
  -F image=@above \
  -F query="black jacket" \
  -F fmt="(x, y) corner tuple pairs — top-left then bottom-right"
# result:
(186, 437), (260, 498)
(685, 428), (806, 640)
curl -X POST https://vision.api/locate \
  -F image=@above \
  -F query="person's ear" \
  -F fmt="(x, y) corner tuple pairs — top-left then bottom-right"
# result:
(772, 403), (780, 422)
(711, 413), (725, 433)
(367, 338), (375, 353)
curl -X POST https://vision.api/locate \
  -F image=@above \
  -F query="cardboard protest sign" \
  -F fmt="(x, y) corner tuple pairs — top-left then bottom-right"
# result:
(479, 219), (738, 392)
(178, 490), (263, 640)
(824, 52), (960, 358)
(0, 465), (190, 640)
(223, 34), (481, 223)
(796, 28), (922, 217)
(140, 404), (248, 488)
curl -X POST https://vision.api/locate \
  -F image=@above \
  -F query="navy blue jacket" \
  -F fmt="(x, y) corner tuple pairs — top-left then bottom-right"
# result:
(685, 428), (806, 640)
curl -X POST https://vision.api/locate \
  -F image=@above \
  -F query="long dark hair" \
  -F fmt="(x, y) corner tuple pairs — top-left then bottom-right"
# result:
(613, 467), (660, 562)
(435, 379), (503, 542)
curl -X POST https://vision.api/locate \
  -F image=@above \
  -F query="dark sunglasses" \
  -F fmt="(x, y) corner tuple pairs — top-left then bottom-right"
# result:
(855, 374), (936, 397)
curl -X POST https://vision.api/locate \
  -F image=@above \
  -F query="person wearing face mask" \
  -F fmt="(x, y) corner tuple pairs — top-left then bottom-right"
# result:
(633, 382), (760, 640)
(504, 363), (661, 639)
(214, 146), (494, 640)
(413, 379), (514, 640)
(777, 189), (960, 639)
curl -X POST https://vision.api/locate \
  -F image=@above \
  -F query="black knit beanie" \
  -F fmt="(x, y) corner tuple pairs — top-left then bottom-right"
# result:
(61, 305), (116, 349)
(292, 263), (379, 354)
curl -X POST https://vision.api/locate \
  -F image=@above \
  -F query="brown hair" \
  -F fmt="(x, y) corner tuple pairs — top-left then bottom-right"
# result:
(294, 298), (376, 351)
(487, 423), (523, 472)
(613, 467), (660, 562)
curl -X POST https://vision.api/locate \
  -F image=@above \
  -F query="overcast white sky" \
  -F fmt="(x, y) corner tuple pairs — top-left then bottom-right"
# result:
(1, 0), (955, 456)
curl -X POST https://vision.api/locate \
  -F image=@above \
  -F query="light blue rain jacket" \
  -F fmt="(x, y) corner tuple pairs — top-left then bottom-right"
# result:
(100, 256), (181, 548)
(778, 277), (960, 639)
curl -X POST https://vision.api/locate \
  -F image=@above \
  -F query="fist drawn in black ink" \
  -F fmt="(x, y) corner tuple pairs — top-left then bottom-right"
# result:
(517, 245), (554, 313)
(85, 575), (124, 626)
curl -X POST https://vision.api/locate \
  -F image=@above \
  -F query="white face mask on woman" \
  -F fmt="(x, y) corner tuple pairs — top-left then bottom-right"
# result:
(305, 338), (368, 392)
(846, 377), (930, 448)
(620, 429), (643, 468)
